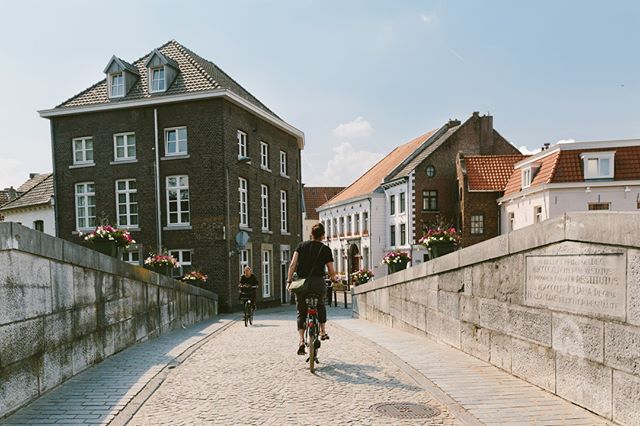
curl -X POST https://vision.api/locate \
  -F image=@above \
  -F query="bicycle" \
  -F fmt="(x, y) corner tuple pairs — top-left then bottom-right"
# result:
(239, 285), (258, 327)
(304, 293), (322, 372)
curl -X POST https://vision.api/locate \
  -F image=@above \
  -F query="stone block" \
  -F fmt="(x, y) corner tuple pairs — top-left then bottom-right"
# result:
(0, 222), (14, 250)
(628, 249), (640, 326)
(604, 322), (640, 375)
(556, 353), (612, 418)
(511, 338), (555, 391)
(462, 268), (472, 296)
(552, 313), (604, 362)
(461, 322), (490, 362)
(440, 314), (461, 348)
(508, 215), (566, 254)
(479, 299), (508, 334)
(427, 289), (438, 310)
(459, 234), (509, 267)
(473, 256), (524, 304)
(460, 295), (480, 324)
(613, 369), (640, 426)
(507, 305), (551, 346)
(437, 269), (464, 292)
(0, 318), (44, 366)
(73, 267), (97, 306)
(101, 274), (123, 302)
(426, 308), (441, 338)
(431, 251), (459, 274)
(490, 331), (511, 371)
(566, 211), (640, 247)
(0, 279), (51, 327)
(44, 310), (74, 349)
(72, 332), (102, 375)
(0, 358), (40, 417)
(38, 232), (64, 263)
(51, 261), (73, 311)
(73, 305), (97, 337)
(437, 290), (460, 319)
(62, 239), (99, 270)
(41, 345), (73, 393)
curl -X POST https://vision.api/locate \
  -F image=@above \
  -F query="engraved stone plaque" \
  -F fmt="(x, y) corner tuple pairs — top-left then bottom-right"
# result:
(525, 254), (626, 319)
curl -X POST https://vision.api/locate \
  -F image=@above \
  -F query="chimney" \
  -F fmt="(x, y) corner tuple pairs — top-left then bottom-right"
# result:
(543, 143), (550, 150)
(479, 114), (494, 154)
(448, 118), (461, 128)
(4, 187), (18, 201)
(29, 173), (39, 179)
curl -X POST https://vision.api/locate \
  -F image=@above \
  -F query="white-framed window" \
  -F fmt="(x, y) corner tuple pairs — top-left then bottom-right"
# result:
(279, 150), (288, 176)
(260, 141), (270, 170)
(400, 192), (406, 213)
(534, 206), (543, 224)
(588, 202), (610, 211)
(355, 213), (360, 235)
(509, 212), (515, 232)
(239, 177), (249, 227)
(33, 220), (44, 232)
(471, 214), (484, 234)
(581, 152), (615, 179)
(261, 184), (270, 231)
(390, 195), (396, 215)
(339, 217), (345, 236)
(166, 175), (190, 225)
(400, 223), (406, 245)
(362, 212), (369, 234)
(262, 249), (271, 298)
(363, 246), (369, 269)
(239, 248), (251, 276)
(73, 137), (94, 165)
(169, 249), (192, 277)
(116, 179), (138, 228)
(346, 215), (352, 235)
(113, 132), (136, 161)
(237, 130), (247, 158)
(75, 182), (96, 231)
(110, 72), (124, 97)
(390, 225), (396, 246)
(122, 249), (140, 265)
(150, 67), (166, 92)
(165, 127), (188, 156)
(280, 190), (288, 233)
(522, 168), (533, 188)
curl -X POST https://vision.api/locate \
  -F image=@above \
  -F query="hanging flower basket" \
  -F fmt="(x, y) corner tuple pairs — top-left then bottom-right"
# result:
(382, 251), (411, 274)
(144, 253), (180, 277)
(418, 225), (461, 260)
(351, 269), (374, 285)
(182, 271), (208, 284)
(82, 226), (135, 258)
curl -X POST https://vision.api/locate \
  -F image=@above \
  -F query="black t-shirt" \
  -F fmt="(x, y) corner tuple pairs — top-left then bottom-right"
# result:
(240, 274), (259, 289)
(295, 240), (333, 278)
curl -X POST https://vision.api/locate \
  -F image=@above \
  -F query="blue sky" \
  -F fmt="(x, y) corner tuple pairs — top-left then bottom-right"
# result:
(1, 0), (638, 188)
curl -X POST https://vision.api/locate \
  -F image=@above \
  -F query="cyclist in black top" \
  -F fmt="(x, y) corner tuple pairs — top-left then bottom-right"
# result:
(287, 223), (338, 355)
(239, 266), (259, 310)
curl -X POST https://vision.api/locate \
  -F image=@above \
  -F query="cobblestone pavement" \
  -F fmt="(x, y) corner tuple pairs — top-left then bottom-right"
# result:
(128, 308), (461, 425)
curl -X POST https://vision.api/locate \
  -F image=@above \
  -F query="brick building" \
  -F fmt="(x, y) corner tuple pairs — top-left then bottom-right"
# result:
(38, 41), (304, 311)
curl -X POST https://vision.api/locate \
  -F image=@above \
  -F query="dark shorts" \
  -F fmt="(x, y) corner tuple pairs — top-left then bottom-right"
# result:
(295, 276), (327, 330)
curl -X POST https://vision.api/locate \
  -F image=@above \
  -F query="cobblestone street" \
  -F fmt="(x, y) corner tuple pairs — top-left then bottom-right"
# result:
(128, 308), (460, 425)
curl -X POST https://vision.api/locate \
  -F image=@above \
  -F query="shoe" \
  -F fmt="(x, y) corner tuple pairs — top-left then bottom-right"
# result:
(320, 334), (330, 341)
(297, 344), (306, 355)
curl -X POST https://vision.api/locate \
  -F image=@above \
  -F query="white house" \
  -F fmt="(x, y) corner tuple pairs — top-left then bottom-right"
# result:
(0, 173), (55, 235)
(499, 138), (640, 232)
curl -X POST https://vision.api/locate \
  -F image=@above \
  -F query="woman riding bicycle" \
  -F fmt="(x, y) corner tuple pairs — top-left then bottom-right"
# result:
(287, 223), (338, 356)
(239, 266), (259, 311)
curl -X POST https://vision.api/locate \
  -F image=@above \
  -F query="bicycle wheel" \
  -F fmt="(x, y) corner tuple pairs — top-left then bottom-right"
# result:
(308, 326), (315, 373)
(249, 305), (254, 325)
(244, 302), (249, 327)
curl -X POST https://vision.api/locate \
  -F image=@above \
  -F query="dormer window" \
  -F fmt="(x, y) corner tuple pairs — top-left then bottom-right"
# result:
(110, 73), (124, 97)
(581, 152), (615, 179)
(150, 67), (166, 92)
(522, 167), (532, 189)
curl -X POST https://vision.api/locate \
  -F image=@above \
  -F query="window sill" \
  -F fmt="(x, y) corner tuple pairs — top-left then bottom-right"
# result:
(280, 173), (290, 179)
(74, 229), (93, 235)
(261, 167), (272, 173)
(240, 226), (252, 232)
(421, 210), (440, 213)
(163, 225), (192, 231)
(280, 231), (291, 236)
(119, 227), (141, 232)
(69, 163), (95, 169)
(261, 230), (273, 234)
(161, 154), (190, 161)
(110, 159), (138, 165)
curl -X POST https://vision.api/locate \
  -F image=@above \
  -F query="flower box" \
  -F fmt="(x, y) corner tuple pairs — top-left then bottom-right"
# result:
(419, 225), (461, 259)
(382, 251), (411, 274)
(82, 226), (135, 258)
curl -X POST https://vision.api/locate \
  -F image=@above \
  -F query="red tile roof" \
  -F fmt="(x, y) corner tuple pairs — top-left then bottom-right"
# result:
(463, 155), (529, 191)
(321, 130), (436, 207)
(303, 187), (345, 219)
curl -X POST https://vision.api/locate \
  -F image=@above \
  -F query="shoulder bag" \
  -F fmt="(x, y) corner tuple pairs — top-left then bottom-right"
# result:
(289, 244), (323, 295)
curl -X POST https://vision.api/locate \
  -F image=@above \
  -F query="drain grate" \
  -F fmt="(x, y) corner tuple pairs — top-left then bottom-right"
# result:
(371, 402), (441, 419)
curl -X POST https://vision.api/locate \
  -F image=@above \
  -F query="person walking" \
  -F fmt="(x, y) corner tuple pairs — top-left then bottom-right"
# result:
(287, 223), (338, 355)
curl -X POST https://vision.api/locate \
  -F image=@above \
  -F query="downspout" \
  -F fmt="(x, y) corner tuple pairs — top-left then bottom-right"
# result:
(153, 108), (162, 251)
(48, 120), (59, 237)
(226, 165), (233, 312)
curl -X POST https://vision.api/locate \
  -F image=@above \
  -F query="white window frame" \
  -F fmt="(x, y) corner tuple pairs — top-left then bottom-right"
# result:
(237, 130), (247, 159)
(116, 179), (138, 228)
(390, 194), (396, 215)
(588, 202), (611, 211)
(280, 190), (288, 233)
(239, 248), (252, 276)
(169, 249), (192, 277)
(122, 248), (141, 265)
(75, 182), (96, 231)
(362, 212), (369, 234)
(166, 175), (190, 226)
(522, 167), (532, 189)
(509, 212), (515, 232)
(260, 141), (270, 171)
(72, 137), (94, 165)
(279, 150), (288, 177)
(164, 127), (188, 156)
(581, 152), (615, 179)
(354, 213), (360, 235)
(262, 249), (271, 298)
(261, 184), (270, 231)
(534, 206), (543, 224)
(110, 72), (124, 98)
(150, 67), (166, 92)
(400, 223), (406, 245)
(113, 132), (136, 161)
(390, 225), (396, 246)
(470, 214), (484, 235)
(239, 177), (249, 227)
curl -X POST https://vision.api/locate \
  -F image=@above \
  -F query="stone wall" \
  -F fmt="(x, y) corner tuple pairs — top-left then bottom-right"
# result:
(0, 223), (218, 418)
(353, 212), (640, 425)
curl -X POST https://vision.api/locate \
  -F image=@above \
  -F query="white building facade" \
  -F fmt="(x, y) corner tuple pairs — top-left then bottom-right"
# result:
(0, 174), (55, 236)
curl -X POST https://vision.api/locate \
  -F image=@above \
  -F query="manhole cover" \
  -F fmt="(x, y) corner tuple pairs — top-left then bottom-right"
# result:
(371, 402), (441, 419)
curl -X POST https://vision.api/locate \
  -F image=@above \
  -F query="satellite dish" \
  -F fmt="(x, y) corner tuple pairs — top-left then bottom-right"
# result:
(235, 230), (250, 250)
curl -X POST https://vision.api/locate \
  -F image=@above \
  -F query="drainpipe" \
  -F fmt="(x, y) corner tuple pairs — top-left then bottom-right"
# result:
(48, 121), (59, 237)
(225, 165), (233, 312)
(153, 108), (162, 251)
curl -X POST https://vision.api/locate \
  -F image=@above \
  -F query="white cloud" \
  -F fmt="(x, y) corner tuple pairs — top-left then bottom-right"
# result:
(420, 14), (433, 23)
(518, 145), (541, 155)
(319, 142), (383, 186)
(557, 138), (575, 144)
(332, 117), (373, 140)
(0, 158), (26, 189)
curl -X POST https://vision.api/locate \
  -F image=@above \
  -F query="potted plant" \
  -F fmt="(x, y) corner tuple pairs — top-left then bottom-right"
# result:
(418, 225), (461, 259)
(351, 268), (374, 285)
(382, 251), (411, 274)
(181, 271), (208, 284)
(82, 225), (135, 257)
(144, 253), (180, 277)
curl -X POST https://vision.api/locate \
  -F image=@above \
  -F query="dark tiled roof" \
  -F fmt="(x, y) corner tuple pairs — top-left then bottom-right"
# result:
(0, 191), (9, 207)
(463, 155), (529, 191)
(17, 173), (50, 193)
(0, 174), (54, 211)
(303, 187), (345, 219)
(57, 40), (276, 116)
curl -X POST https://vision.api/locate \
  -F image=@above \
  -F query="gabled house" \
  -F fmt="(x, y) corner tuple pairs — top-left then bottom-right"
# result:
(0, 173), (55, 234)
(499, 139), (640, 232)
(38, 40), (305, 311)
(302, 186), (344, 239)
